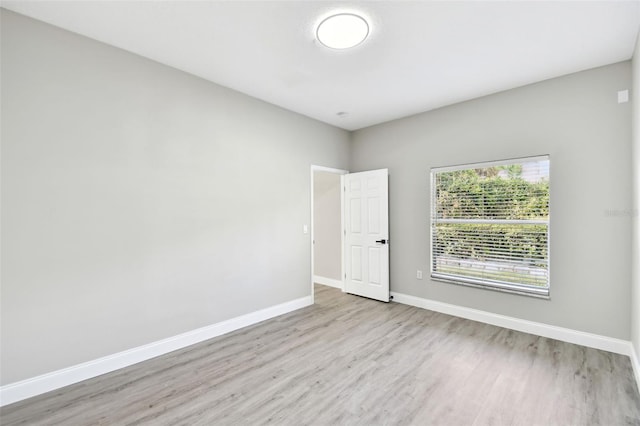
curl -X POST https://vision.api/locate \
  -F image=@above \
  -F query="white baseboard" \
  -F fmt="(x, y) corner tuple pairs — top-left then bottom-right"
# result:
(0, 295), (313, 407)
(313, 275), (343, 289)
(631, 344), (640, 393)
(390, 291), (632, 356)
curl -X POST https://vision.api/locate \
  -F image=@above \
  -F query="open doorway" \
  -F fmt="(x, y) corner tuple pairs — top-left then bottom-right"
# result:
(311, 166), (347, 302)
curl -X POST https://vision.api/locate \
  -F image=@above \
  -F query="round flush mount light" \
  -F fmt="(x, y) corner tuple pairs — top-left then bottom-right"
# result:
(316, 13), (369, 49)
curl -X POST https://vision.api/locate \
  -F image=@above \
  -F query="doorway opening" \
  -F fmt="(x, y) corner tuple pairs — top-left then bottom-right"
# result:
(311, 165), (348, 303)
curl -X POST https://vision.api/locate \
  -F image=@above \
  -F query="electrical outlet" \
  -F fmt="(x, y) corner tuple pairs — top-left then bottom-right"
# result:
(417, 270), (423, 279)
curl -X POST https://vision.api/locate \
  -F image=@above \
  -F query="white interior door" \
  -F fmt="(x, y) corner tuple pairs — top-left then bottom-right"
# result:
(343, 169), (389, 302)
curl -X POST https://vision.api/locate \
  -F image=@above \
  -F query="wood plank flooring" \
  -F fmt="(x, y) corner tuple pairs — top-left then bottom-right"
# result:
(2, 284), (639, 425)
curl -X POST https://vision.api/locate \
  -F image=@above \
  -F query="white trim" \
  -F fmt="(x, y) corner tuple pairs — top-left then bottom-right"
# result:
(390, 291), (632, 356)
(0, 296), (312, 407)
(313, 275), (343, 289)
(631, 344), (640, 394)
(311, 165), (349, 174)
(340, 173), (346, 292)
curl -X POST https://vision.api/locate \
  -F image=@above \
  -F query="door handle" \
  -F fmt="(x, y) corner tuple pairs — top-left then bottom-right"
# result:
(375, 239), (387, 244)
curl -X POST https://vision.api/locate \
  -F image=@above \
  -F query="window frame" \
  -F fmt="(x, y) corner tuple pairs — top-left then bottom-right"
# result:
(430, 155), (551, 299)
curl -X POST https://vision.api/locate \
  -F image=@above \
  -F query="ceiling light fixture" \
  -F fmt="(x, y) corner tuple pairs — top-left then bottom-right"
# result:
(316, 13), (369, 49)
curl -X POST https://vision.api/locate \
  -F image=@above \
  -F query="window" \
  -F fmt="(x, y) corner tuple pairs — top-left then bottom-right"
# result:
(430, 156), (550, 297)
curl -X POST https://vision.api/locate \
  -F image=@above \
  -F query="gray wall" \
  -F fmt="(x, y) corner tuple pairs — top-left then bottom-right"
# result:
(632, 33), (640, 358)
(351, 62), (633, 339)
(0, 10), (350, 385)
(313, 171), (342, 281)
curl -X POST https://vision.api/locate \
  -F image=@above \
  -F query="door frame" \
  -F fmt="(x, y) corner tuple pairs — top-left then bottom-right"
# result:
(310, 165), (348, 303)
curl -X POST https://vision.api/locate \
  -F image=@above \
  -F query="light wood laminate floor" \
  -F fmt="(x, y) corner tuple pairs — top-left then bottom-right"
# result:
(2, 284), (640, 425)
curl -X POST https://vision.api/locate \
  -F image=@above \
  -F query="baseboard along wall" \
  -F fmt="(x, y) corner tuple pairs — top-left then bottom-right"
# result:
(313, 275), (343, 289)
(390, 291), (632, 356)
(0, 296), (313, 407)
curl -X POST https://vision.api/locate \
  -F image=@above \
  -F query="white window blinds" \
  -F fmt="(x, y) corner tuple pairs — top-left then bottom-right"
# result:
(430, 156), (550, 297)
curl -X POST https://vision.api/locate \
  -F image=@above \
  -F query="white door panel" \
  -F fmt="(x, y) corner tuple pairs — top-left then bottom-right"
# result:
(343, 169), (389, 302)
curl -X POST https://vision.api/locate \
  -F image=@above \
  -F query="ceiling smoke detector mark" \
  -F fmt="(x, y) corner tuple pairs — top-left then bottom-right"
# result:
(316, 13), (369, 49)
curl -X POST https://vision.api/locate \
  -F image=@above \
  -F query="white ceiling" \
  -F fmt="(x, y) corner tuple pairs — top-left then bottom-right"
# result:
(2, 1), (640, 131)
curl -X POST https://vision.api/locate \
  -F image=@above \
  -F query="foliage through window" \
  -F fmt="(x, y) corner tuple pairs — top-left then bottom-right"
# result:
(430, 156), (550, 297)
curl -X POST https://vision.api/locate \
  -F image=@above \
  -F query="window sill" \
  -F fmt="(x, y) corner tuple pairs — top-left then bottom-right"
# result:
(430, 275), (550, 300)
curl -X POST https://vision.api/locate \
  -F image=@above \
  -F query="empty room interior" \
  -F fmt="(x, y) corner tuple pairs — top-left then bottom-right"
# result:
(2, 1), (640, 424)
